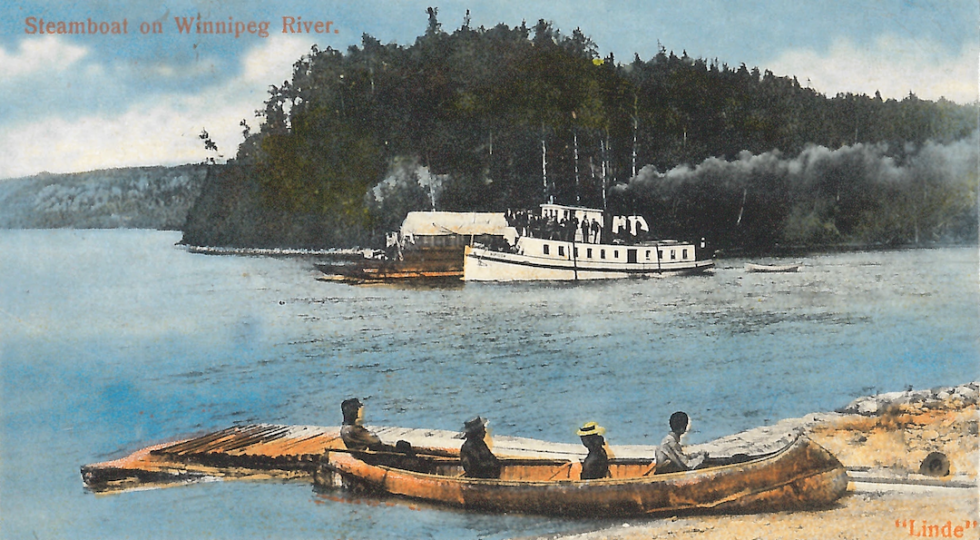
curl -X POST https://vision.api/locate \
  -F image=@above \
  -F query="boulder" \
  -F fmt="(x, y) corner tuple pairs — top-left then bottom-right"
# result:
(953, 385), (979, 404)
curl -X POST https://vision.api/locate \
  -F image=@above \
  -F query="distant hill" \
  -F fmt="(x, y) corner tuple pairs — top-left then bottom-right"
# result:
(0, 165), (208, 230)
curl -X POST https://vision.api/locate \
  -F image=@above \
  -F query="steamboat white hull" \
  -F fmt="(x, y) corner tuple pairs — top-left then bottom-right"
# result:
(464, 238), (714, 282)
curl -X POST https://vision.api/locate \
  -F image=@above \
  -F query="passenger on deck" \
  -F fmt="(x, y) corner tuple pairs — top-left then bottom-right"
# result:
(340, 398), (384, 451)
(577, 422), (609, 480)
(459, 416), (501, 479)
(655, 411), (707, 474)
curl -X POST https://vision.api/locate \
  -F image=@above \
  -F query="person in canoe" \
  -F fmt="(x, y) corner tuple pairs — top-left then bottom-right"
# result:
(340, 398), (385, 451)
(655, 411), (708, 474)
(459, 416), (501, 479)
(577, 421), (609, 480)
(340, 398), (425, 469)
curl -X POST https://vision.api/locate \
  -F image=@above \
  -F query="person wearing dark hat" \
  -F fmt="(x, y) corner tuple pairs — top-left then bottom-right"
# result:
(340, 398), (384, 452)
(577, 421), (609, 480)
(655, 411), (707, 474)
(459, 416), (501, 479)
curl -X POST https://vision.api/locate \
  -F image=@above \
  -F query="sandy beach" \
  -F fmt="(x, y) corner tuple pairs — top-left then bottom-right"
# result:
(539, 382), (979, 540)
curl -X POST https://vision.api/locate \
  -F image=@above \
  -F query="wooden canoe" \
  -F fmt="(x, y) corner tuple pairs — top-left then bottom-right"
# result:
(745, 263), (802, 273)
(319, 435), (848, 517)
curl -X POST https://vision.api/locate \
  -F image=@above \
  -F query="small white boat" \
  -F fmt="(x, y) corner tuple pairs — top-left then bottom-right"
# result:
(745, 263), (802, 273)
(464, 204), (714, 282)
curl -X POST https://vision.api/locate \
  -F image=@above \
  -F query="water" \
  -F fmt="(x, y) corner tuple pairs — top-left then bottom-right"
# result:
(1, 229), (977, 539)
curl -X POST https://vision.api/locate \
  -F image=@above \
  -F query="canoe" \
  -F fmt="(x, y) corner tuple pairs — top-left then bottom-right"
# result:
(745, 263), (801, 273)
(318, 435), (848, 517)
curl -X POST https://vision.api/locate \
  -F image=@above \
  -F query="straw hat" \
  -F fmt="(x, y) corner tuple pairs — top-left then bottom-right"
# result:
(577, 421), (605, 436)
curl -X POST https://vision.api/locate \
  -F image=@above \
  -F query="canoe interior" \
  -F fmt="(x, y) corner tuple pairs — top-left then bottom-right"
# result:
(340, 450), (769, 482)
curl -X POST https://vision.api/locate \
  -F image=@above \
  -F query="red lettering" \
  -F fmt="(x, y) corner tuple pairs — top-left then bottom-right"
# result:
(24, 16), (37, 33)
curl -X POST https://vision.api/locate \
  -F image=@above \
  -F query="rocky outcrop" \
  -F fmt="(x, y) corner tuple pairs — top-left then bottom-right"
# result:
(837, 382), (979, 416)
(682, 382), (979, 483)
(812, 382), (979, 481)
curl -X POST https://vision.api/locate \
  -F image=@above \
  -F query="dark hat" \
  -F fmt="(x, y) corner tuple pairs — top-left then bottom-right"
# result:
(462, 416), (489, 435)
(577, 421), (606, 437)
(341, 398), (363, 423)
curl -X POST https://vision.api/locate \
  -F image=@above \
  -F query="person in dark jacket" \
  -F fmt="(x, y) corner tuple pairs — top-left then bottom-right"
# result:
(459, 416), (501, 479)
(577, 421), (609, 480)
(339, 398), (421, 470)
(340, 398), (384, 451)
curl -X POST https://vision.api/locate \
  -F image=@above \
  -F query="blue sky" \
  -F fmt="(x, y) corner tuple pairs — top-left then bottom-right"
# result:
(0, 0), (976, 179)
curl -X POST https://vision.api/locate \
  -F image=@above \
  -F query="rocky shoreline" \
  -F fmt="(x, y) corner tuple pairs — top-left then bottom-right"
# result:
(540, 382), (979, 540)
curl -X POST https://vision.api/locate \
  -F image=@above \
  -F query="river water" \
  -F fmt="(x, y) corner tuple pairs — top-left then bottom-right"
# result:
(1, 229), (977, 539)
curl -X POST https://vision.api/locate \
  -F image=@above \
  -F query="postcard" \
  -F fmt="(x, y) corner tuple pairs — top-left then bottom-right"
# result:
(1, 1), (977, 539)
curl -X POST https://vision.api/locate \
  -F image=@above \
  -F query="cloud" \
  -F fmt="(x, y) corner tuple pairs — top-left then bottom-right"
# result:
(0, 35), (316, 179)
(241, 34), (313, 84)
(766, 35), (978, 103)
(0, 35), (89, 78)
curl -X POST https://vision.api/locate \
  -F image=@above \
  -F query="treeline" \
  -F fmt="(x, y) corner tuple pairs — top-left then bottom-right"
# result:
(0, 165), (207, 230)
(181, 10), (977, 249)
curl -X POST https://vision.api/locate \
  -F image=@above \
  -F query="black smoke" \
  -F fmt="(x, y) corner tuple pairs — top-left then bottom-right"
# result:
(614, 132), (979, 251)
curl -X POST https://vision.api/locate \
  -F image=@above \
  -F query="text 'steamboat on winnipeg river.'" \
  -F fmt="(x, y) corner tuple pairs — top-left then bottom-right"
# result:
(463, 203), (715, 282)
(319, 434), (848, 517)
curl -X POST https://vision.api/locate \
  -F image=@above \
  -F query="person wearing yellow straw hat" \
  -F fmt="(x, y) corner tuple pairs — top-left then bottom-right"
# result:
(577, 421), (609, 480)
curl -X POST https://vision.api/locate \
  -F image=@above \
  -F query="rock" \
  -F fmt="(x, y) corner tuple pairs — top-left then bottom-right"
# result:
(919, 452), (951, 477)
(877, 391), (906, 404)
(953, 385), (979, 404)
(839, 397), (879, 415)
(909, 390), (931, 403)
(856, 399), (879, 416)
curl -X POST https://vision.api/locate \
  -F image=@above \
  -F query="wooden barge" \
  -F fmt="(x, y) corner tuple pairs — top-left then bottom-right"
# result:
(81, 424), (594, 494)
(316, 212), (514, 283)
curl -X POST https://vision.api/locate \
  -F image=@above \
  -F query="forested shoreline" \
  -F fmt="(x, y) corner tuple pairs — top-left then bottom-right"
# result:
(180, 10), (978, 250)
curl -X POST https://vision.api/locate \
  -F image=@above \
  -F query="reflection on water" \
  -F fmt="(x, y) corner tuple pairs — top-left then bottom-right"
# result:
(1, 230), (977, 539)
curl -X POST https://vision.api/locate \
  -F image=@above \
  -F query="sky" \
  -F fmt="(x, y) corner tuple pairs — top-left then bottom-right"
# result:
(0, 0), (976, 180)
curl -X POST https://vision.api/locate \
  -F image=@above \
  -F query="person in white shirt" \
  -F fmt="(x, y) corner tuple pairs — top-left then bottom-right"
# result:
(655, 411), (707, 474)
